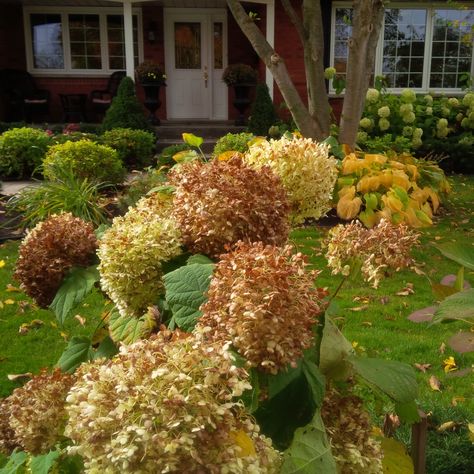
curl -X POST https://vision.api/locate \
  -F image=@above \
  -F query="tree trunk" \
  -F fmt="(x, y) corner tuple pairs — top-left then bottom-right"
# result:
(227, 0), (327, 140)
(339, 0), (385, 148)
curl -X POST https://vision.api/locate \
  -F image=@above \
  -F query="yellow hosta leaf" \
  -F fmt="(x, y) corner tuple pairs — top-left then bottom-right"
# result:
(421, 202), (433, 218)
(357, 175), (382, 194)
(359, 208), (378, 228)
(405, 164), (419, 180)
(400, 208), (424, 228)
(424, 187), (440, 213)
(338, 185), (356, 199)
(381, 437), (414, 474)
(342, 144), (353, 155)
(379, 171), (394, 189)
(365, 153), (387, 165)
(341, 154), (366, 175)
(337, 195), (362, 220)
(230, 430), (256, 457)
(388, 159), (406, 170)
(392, 170), (411, 190)
(382, 194), (404, 213)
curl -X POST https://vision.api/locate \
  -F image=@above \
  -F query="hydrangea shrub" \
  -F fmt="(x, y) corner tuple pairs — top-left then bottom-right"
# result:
(243, 136), (338, 224)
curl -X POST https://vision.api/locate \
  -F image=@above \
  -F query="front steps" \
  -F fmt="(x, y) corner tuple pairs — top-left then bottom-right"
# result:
(154, 120), (246, 154)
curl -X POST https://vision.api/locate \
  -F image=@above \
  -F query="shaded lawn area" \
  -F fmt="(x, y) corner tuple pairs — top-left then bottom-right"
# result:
(0, 174), (472, 466)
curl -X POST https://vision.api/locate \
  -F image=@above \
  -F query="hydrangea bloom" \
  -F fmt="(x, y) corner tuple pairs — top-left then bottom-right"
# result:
(324, 67), (336, 80)
(378, 118), (390, 131)
(413, 128), (423, 139)
(402, 111), (416, 124)
(0, 398), (20, 455)
(357, 131), (368, 143)
(14, 213), (97, 307)
(462, 91), (474, 107)
(426, 107), (433, 115)
(326, 219), (419, 288)
(448, 97), (459, 108)
(197, 241), (326, 374)
(4, 369), (75, 454)
(322, 388), (383, 474)
(65, 330), (281, 473)
(365, 88), (380, 103)
(377, 106), (390, 118)
(169, 156), (289, 258)
(424, 94), (434, 105)
(98, 193), (182, 318)
(400, 89), (417, 103)
(399, 103), (413, 115)
(359, 117), (373, 130)
(244, 136), (338, 224)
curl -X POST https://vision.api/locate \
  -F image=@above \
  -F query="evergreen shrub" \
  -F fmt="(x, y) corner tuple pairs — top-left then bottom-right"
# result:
(248, 83), (278, 136)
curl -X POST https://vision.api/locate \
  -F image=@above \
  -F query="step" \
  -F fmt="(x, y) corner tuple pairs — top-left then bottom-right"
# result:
(154, 120), (246, 140)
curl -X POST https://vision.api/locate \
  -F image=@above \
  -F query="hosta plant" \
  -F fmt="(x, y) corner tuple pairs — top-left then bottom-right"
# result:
(336, 151), (450, 227)
(243, 135), (338, 224)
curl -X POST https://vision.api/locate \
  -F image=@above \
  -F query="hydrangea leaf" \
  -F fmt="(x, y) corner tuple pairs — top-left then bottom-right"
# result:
(268, 363), (302, 399)
(187, 254), (214, 265)
(380, 437), (414, 474)
(29, 450), (61, 474)
(432, 288), (474, 323)
(50, 266), (99, 326)
(164, 263), (215, 331)
(0, 450), (28, 474)
(280, 409), (337, 473)
(93, 336), (119, 360)
(348, 356), (418, 403)
(57, 336), (94, 374)
(302, 359), (325, 407)
(394, 401), (421, 424)
(435, 242), (474, 270)
(108, 311), (155, 344)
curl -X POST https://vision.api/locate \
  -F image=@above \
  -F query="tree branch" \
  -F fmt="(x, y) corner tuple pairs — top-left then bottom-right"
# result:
(281, 0), (306, 44)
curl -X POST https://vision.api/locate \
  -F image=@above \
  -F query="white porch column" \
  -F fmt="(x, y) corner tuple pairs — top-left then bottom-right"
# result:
(122, 0), (135, 80)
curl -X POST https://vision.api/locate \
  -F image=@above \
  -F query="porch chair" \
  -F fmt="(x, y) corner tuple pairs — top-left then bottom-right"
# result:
(0, 69), (50, 123)
(90, 71), (126, 118)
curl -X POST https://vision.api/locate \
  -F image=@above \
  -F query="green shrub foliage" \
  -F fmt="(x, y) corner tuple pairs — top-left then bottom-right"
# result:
(156, 143), (190, 169)
(0, 127), (51, 179)
(101, 77), (151, 131)
(52, 132), (98, 145)
(212, 132), (255, 156)
(43, 140), (126, 185)
(248, 83), (278, 136)
(101, 128), (156, 169)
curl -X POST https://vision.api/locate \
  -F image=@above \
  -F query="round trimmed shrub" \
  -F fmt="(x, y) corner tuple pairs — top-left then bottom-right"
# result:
(0, 127), (51, 179)
(101, 128), (156, 169)
(212, 132), (255, 157)
(43, 139), (126, 185)
(51, 132), (98, 145)
(14, 213), (98, 307)
(169, 156), (290, 258)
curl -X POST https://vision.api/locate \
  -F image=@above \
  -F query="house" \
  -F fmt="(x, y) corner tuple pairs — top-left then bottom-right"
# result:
(0, 0), (473, 123)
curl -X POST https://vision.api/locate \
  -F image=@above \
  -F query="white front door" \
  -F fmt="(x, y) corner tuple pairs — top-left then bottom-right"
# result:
(164, 8), (227, 120)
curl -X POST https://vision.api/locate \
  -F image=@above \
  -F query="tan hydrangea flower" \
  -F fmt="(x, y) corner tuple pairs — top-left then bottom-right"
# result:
(65, 330), (281, 473)
(321, 387), (383, 474)
(14, 213), (97, 307)
(98, 192), (182, 318)
(326, 219), (419, 288)
(244, 136), (338, 224)
(168, 156), (290, 258)
(5, 369), (75, 455)
(0, 397), (20, 455)
(197, 241), (326, 374)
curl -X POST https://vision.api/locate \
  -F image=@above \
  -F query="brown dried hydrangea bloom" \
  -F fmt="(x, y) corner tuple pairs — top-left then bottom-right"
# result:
(0, 397), (20, 455)
(14, 213), (97, 307)
(326, 219), (419, 288)
(197, 241), (326, 374)
(6, 368), (75, 455)
(65, 329), (281, 473)
(321, 387), (383, 473)
(169, 156), (290, 258)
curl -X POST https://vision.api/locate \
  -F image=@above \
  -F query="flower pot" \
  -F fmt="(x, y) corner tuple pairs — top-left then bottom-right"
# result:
(141, 83), (163, 125)
(232, 83), (254, 126)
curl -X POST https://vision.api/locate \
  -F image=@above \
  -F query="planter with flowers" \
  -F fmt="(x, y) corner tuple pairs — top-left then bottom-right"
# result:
(223, 63), (258, 125)
(136, 61), (167, 125)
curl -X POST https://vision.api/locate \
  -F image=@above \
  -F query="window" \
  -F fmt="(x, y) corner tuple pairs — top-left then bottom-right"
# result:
(330, 3), (474, 93)
(25, 7), (142, 75)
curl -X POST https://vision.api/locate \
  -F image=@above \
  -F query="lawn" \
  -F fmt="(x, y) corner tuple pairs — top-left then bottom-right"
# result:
(0, 174), (473, 471)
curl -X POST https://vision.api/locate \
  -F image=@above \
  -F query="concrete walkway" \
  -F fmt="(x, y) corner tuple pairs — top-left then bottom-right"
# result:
(1, 181), (38, 196)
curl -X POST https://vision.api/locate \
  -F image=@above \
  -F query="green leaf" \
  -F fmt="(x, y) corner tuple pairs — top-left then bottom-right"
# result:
(0, 451), (27, 474)
(322, 136), (344, 160)
(431, 282), (458, 301)
(348, 356), (418, 403)
(108, 310), (155, 344)
(302, 359), (325, 407)
(381, 437), (414, 474)
(30, 450), (61, 474)
(147, 184), (175, 195)
(164, 263), (215, 331)
(182, 132), (204, 148)
(319, 318), (354, 381)
(94, 224), (109, 240)
(435, 242), (474, 270)
(432, 288), (474, 324)
(50, 266), (99, 326)
(395, 401), (421, 424)
(187, 254), (214, 265)
(57, 336), (93, 373)
(268, 363), (302, 399)
(93, 336), (119, 360)
(454, 266), (465, 292)
(280, 409), (337, 474)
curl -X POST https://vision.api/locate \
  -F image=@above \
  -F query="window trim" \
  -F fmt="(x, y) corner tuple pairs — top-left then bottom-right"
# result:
(23, 5), (144, 77)
(330, 1), (474, 95)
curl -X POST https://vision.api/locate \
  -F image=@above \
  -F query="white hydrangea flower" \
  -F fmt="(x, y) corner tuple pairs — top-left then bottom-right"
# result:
(324, 67), (336, 80)
(402, 126), (413, 137)
(357, 131), (368, 142)
(402, 111), (416, 123)
(424, 94), (434, 105)
(426, 107), (433, 115)
(401, 89), (417, 103)
(378, 118), (390, 131)
(448, 97), (459, 107)
(359, 117), (373, 129)
(366, 88), (380, 103)
(413, 128), (423, 139)
(399, 103), (413, 115)
(377, 106), (390, 118)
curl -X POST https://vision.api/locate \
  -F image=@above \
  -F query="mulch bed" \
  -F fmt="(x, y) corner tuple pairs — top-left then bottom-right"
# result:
(0, 195), (25, 242)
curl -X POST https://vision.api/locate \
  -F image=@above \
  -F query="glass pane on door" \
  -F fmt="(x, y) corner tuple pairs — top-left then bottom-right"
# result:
(213, 22), (223, 69)
(175, 22), (201, 69)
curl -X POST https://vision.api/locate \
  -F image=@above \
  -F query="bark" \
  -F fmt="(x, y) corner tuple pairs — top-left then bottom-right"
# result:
(227, 0), (326, 140)
(339, 0), (385, 148)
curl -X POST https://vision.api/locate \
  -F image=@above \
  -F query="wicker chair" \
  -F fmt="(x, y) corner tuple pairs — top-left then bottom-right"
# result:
(90, 71), (126, 118)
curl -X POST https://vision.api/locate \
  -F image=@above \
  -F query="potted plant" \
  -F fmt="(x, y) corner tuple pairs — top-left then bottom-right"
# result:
(135, 61), (166, 125)
(222, 63), (258, 125)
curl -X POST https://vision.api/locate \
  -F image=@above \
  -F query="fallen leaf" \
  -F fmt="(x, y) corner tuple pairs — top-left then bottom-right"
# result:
(74, 314), (86, 326)
(380, 296), (390, 305)
(437, 421), (459, 432)
(7, 373), (32, 382)
(60, 332), (69, 341)
(413, 266), (426, 276)
(440, 274), (471, 290)
(18, 319), (44, 335)
(439, 342), (446, 354)
(353, 296), (370, 303)
(451, 396), (466, 406)
(4, 299), (15, 305)
(361, 321), (373, 327)
(396, 283), (414, 296)
(468, 423), (474, 443)
(349, 305), (368, 312)
(5, 284), (21, 293)
(429, 375), (441, 391)
(414, 363), (431, 373)
(0, 260), (5, 268)
(445, 367), (473, 378)
(434, 236), (442, 241)
(443, 356), (458, 373)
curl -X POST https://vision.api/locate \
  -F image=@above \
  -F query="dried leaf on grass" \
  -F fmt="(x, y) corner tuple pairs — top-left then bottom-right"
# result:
(414, 363), (431, 373)
(429, 375), (441, 391)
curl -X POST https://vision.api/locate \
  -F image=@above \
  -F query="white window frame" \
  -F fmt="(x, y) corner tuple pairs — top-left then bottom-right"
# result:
(23, 6), (144, 76)
(330, 1), (474, 95)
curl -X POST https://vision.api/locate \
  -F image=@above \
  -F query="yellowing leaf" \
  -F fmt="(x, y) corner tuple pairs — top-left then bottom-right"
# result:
(468, 423), (474, 443)
(0, 260), (5, 268)
(337, 195), (362, 220)
(443, 356), (457, 373)
(218, 151), (242, 161)
(437, 421), (459, 432)
(182, 132), (203, 148)
(230, 430), (256, 457)
(381, 437), (414, 474)
(429, 375), (441, 391)
(6, 284), (21, 293)
(451, 396), (465, 406)
(4, 299), (15, 305)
